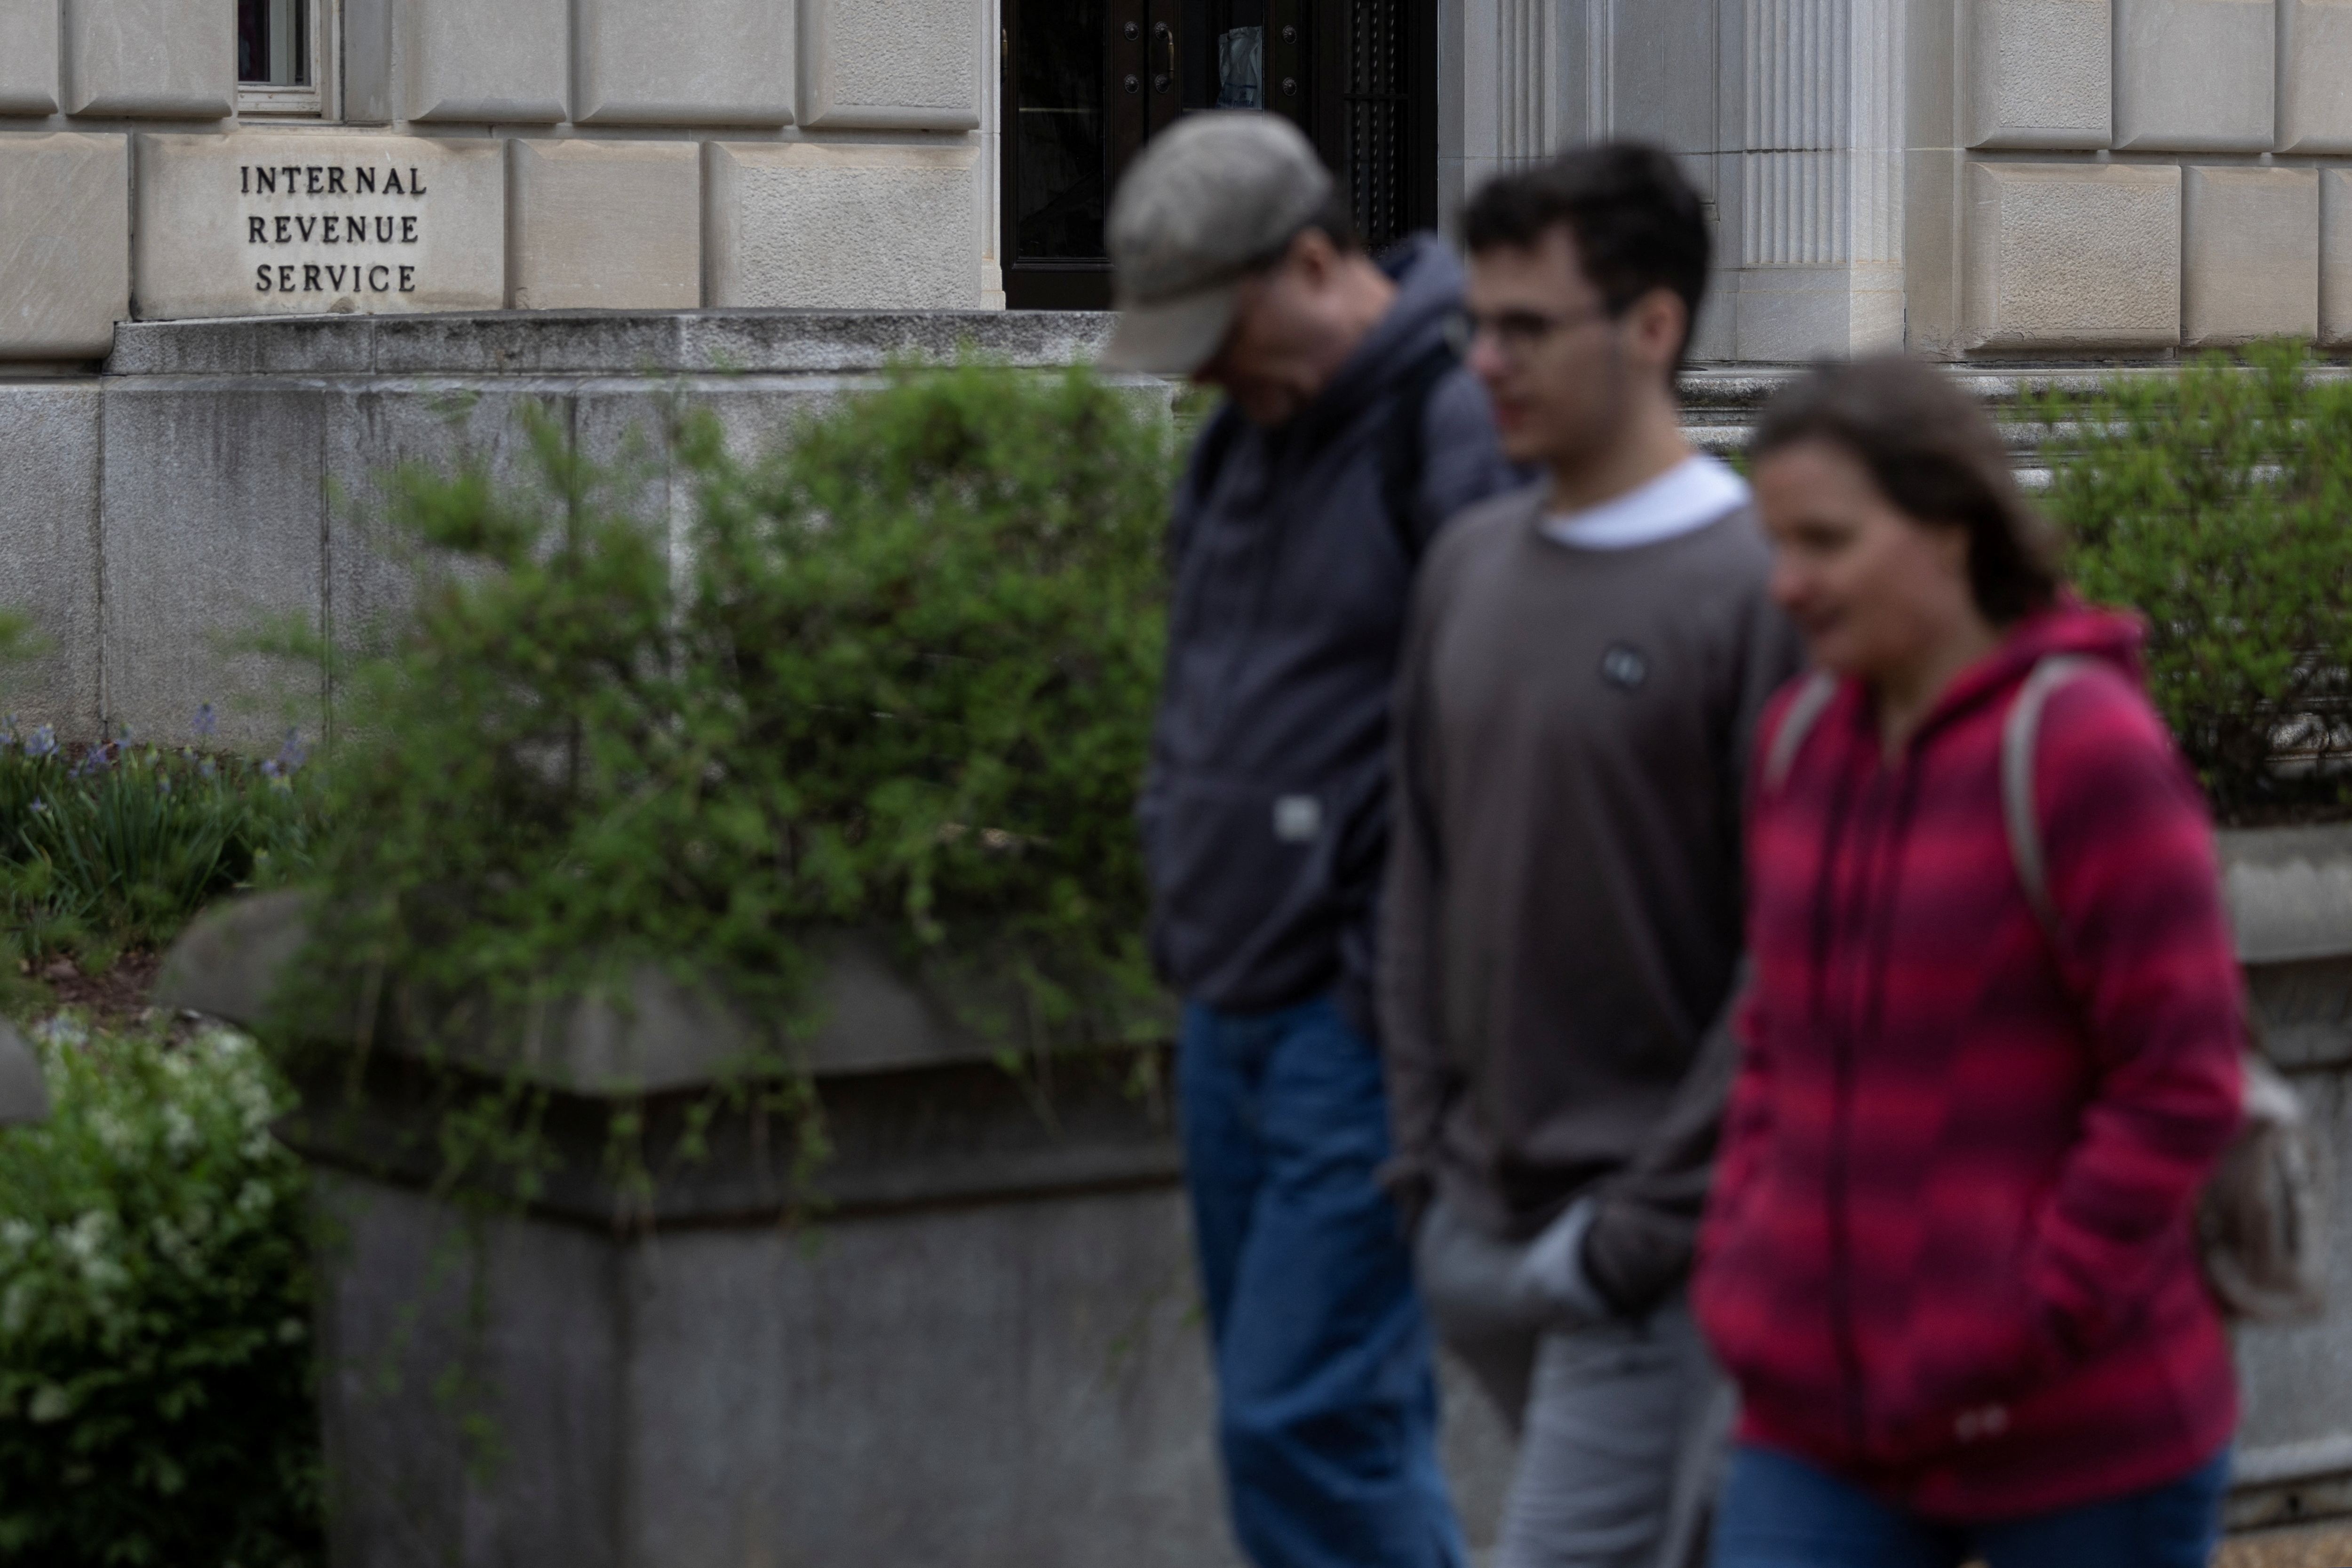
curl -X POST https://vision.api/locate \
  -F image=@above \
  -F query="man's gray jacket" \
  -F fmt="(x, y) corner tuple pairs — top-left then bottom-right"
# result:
(1139, 235), (1523, 1034)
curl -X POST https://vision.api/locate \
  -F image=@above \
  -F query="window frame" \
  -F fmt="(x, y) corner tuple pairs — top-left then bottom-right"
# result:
(236, 0), (331, 119)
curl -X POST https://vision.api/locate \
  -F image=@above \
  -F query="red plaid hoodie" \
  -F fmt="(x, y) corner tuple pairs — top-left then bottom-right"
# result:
(1693, 602), (2243, 1520)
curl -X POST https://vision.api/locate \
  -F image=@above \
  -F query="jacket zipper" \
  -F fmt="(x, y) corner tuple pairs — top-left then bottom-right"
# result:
(1802, 716), (1870, 1465)
(1826, 771), (1883, 1463)
(1829, 1008), (1865, 1458)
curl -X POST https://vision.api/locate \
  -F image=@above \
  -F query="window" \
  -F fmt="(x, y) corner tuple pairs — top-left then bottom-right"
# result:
(1001, 0), (1432, 307)
(238, 0), (324, 116)
(1012, 0), (1111, 265)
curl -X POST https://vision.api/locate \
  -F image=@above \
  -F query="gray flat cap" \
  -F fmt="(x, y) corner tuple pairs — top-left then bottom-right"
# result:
(1100, 112), (1334, 374)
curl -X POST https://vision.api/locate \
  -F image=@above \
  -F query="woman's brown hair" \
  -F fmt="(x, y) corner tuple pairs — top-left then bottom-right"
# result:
(1750, 355), (2062, 625)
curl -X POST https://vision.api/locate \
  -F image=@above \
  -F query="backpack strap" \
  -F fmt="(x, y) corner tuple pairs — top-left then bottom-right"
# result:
(1999, 651), (2325, 1320)
(1763, 671), (1840, 794)
(2001, 653), (2097, 939)
(1379, 340), (1462, 567)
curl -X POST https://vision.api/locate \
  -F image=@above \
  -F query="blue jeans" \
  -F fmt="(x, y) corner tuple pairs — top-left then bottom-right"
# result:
(1178, 994), (1466, 1568)
(1710, 1443), (2231, 1568)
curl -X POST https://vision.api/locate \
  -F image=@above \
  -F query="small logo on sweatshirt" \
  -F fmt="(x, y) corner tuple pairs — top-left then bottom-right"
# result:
(1273, 795), (1323, 843)
(1599, 643), (1649, 691)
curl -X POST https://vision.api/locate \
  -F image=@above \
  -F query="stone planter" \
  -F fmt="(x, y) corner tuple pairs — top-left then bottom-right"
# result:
(0, 1019), (45, 1125)
(153, 892), (1510, 1568)
(154, 824), (2352, 1563)
(2217, 824), (2352, 1532)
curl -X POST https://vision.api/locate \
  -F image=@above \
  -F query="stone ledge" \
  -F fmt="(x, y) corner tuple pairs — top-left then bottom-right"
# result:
(280, 1045), (1181, 1228)
(0, 1021), (45, 1125)
(155, 888), (1173, 1090)
(157, 889), (1183, 1226)
(104, 308), (1121, 378)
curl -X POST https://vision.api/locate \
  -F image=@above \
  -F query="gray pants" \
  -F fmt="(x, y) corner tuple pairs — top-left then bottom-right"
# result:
(1416, 1196), (1733, 1568)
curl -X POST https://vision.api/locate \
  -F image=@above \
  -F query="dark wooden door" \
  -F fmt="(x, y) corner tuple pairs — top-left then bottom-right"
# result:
(1003, 0), (1435, 310)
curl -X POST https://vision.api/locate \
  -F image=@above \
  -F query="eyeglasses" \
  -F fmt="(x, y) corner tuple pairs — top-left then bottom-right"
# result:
(1442, 301), (1618, 362)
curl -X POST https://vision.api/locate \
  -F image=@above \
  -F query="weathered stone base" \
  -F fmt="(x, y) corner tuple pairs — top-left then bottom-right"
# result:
(0, 310), (1124, 750)
(309, 1162), (1518, 1568)
(311, 1172), (1234, 1568)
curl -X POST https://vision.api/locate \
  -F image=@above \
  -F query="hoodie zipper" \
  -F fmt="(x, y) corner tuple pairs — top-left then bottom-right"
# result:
(1825, 751), (1923, 1464)
(1825, 791), (1872, 1464)
(1805, 733), (1869, 1463)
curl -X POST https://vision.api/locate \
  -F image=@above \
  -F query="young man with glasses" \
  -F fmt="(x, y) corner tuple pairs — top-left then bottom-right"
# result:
(1101, 113), (1523, 1568)
(1379, 143), (1804, 1568)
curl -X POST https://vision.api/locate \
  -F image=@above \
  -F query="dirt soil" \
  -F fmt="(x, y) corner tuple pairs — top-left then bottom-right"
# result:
(25, 950), (166, 1033)
(2217, 1520), (2352, 1568)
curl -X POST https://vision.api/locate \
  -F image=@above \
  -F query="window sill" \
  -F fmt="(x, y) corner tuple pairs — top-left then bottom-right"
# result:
(237, 86), (324, 119)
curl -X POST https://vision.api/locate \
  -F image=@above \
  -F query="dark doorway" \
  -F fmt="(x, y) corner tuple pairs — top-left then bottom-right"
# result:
(1002, 0), (1436, 310)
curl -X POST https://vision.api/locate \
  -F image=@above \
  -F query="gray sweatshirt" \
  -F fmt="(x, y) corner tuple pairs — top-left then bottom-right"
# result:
(1378, 482), (1804, 1317)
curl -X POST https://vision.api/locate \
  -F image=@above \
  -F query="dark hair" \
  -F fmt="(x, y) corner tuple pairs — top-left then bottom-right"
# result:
(1751, 355), (2062, 625)
(1298, 186), (1361, 254)
(1250, 187), (1360, 276)
(1461, 142), (1711, 371)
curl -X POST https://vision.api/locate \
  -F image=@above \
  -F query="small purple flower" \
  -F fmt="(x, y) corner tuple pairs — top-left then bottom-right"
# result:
(274, 728), (307, 776)
(199, 757), (217, 780)
(24, 726), (56, 759)
(192, 703), (217, 739)
(28, 798), (45, 815)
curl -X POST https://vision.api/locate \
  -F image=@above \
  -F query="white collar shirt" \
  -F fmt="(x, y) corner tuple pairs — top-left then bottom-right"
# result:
(1538, 453), (1751, 551)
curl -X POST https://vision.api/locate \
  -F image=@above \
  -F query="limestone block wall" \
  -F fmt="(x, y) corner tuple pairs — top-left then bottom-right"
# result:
(12, 0), (2350, 368)
(1444, 0), (2352, 360)
(1917, 0), (2352, 356)
(0, 0), (997, 364)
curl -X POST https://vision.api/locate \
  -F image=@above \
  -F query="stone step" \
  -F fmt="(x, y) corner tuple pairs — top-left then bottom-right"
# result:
(1677, 361), (2352, 468)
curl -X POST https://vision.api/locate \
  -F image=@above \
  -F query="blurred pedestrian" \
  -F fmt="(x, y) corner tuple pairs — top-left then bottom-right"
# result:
(1379, 143), (1802, 1568)
(1694, 355), (2244, 1568)
(1106, 112), (1523, 1568)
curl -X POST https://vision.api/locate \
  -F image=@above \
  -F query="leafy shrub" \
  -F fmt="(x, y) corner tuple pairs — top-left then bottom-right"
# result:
(0, 1021), (318, 1565)
(0, 719), (317, 964)
(292, 360), (1176, 1064)
(0, 610), (37, 668)
(2032, 343), (2352, 822)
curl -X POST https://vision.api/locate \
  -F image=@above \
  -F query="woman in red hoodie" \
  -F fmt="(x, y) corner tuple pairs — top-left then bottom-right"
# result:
(1694, 356), (2244, 1568)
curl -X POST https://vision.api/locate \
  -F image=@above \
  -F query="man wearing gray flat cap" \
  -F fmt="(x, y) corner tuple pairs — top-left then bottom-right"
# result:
(1115, 112), (1520, 1568)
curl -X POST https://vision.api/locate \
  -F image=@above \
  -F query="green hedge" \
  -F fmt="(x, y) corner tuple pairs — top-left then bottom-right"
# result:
(2034, 343), (2352, 823)
(0, 1022), (318, 1566)
(287, 360), (1178, 1067)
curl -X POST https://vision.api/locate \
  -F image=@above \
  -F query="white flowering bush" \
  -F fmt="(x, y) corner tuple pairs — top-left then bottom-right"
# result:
(0, 1019), (318, 1564)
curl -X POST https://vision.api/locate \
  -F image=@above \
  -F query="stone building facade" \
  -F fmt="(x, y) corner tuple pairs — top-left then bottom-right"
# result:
(1, 0), (1004, 364)
(0, 0), (2346, 363)
(1455, 0), (2352, 360)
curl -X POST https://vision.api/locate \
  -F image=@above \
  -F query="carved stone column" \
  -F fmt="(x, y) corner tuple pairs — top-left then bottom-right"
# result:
(1722, 0), (1906, 359)
(1437, 0), (1903, 361)
(1438, 0), (1572, 231)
